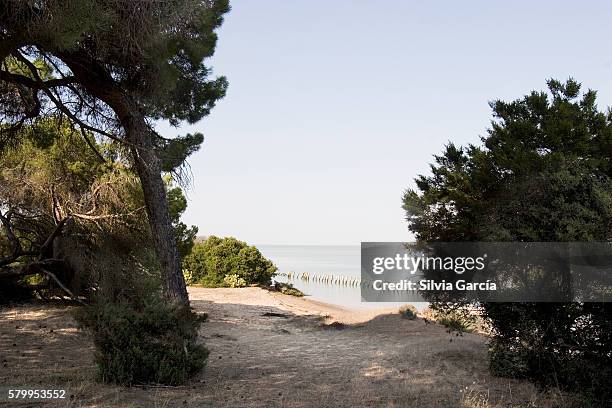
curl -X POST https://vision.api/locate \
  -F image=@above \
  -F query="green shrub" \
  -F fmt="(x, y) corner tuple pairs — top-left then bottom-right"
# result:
(437, 314), (473, 333)
(75, 294), (208, 385)
(398, 304), (417, 320)
(223, 274), (247, 288)
(183, 236), (277, 287)
(274, 282), (304, 297)
(426, 307), (476, 333)
(438, 313), (475, 333)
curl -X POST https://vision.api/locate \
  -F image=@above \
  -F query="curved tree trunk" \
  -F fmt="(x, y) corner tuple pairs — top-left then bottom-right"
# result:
(124, 115), (190, 305)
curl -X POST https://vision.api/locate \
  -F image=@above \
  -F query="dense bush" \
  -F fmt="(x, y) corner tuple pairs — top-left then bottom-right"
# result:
(402, 79), (612, 401)
(75, 292), (208, 385)
(183, 236), (277, 287)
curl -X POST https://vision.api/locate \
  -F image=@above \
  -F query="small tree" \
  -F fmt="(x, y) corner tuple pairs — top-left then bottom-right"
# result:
(403, 79), (612, 399)
(184, 236), (277, 287)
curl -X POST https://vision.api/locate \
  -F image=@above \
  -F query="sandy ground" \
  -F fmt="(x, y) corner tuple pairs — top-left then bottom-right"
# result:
(0, 288), (578, 407)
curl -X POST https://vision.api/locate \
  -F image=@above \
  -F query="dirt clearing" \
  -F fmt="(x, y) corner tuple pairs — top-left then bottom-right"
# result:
(0, 288), (577, 407)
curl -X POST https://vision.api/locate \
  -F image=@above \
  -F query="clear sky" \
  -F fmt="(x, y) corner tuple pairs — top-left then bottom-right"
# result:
(158, 0), (612, 245)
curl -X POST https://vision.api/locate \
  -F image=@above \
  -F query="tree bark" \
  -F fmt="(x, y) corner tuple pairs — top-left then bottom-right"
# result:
(122, 114), (189, 305)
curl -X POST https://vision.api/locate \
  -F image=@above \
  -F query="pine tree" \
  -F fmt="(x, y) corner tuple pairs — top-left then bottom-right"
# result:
(0, 0), (231, 304)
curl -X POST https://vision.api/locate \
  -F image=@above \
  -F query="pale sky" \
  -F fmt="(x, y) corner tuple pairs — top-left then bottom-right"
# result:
(158, 0), (612, 245)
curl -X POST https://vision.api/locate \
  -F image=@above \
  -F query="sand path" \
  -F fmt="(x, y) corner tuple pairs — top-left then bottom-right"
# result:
(186, 287), (540, 407)
(0, 288), (554, 407)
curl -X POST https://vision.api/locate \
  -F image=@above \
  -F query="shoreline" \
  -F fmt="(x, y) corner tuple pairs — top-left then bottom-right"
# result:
(188, 286), (401, 325)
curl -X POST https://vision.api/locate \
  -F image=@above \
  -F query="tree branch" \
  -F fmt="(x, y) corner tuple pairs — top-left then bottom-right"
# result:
(78, 124), (107, 163)
(6, 50), (131, 146)
(0, 258), (63, 278)
(70, 207), (145, 221)
(0, 259), (85, 305)
(0, 69), (76, 88)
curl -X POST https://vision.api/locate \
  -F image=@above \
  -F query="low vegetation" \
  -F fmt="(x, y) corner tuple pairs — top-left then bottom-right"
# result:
(183, 236), (277, 287)
(398, 304), (417, 320)
(421, 307), (479, 333)
(434, 309), (477, 334)
(75, 293), (208, 385)
(273, 282), (305, 297)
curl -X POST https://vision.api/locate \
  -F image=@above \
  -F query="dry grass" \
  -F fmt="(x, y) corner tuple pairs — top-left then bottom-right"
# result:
(0, 289), (588, 407)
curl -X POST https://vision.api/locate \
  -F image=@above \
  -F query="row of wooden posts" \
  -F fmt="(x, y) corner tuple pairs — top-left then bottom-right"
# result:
(277, 271), (361, 286)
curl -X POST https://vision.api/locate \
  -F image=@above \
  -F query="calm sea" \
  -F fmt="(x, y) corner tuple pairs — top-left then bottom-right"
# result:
(258, 245), (418, 309)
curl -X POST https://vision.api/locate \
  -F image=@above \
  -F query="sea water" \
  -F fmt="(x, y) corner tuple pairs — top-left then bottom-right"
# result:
(258, 245), (420, 309)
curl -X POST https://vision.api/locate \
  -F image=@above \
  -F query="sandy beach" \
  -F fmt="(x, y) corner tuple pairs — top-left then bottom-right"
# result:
(0, 288), (573, 407)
